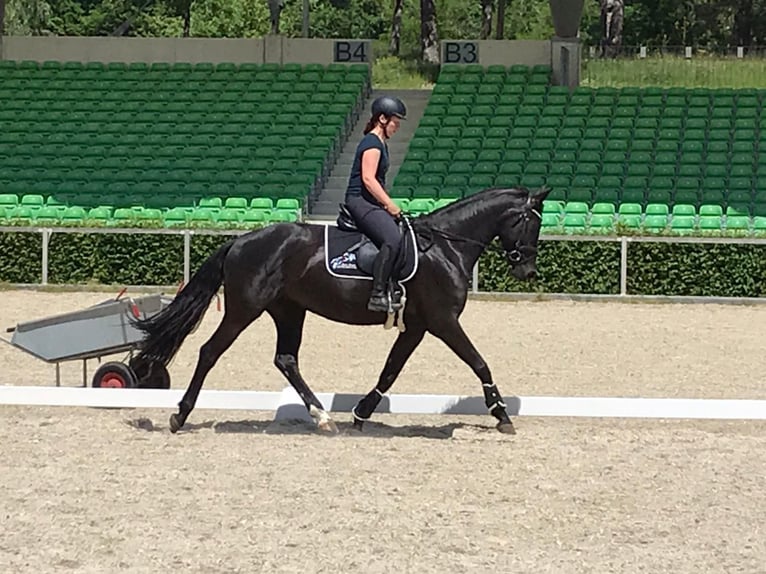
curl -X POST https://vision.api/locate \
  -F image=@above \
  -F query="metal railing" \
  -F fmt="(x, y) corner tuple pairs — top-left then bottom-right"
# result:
(4, 223), (766, 299)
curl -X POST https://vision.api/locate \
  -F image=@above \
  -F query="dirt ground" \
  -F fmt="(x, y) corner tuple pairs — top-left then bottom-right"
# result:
(1, 291), (765, 573)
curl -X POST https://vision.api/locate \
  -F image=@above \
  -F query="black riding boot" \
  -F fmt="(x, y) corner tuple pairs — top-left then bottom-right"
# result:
(368, 244), (393, 312)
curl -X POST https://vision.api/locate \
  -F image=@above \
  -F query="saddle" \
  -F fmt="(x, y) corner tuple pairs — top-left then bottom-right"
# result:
(324, 204), (419, 323)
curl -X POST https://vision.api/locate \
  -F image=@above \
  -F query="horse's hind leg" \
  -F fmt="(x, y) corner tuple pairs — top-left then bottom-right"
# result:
(171, 308), (258, 432)
(267, 302), (337, 434)
(352, 322), (426, 430)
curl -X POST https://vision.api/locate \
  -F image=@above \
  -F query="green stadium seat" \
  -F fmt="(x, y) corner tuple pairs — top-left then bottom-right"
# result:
(589, 214), (615, 233)
(35, 207), (60, 223)
(0, 194), (18, 208)
(699, 204), (723, 217)
(407, 199), (434, 215)
(644, 215), (668, 233)
(672, 204), (696, 217)
(645, 204), (669, 216)
(591, 203), (616, 215)
(617, 214), (641, 229)
(670, 216), (696, 235)
(618, 203), (642, 216)
(726, 216), (750, 233)
(562, 213), (586, 234)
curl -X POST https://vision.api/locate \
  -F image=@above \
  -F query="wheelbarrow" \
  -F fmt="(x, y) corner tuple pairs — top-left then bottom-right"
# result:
(1, 290), (175, 389)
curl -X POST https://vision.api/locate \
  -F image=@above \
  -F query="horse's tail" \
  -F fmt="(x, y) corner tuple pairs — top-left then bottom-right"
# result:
(132, 238), (235, 368)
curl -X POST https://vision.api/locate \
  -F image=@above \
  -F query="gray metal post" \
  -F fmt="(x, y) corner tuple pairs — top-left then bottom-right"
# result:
(620, 237), (628, 296)
(41, 229), (50, 285)
(472, 262), (479, 293)
(183, 230), (191, 285)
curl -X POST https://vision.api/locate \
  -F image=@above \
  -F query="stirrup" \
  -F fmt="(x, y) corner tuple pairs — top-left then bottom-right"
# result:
(367, 294), (389, 313)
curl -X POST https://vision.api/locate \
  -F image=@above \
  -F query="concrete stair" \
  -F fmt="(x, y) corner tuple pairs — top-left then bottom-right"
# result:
(309, 88), (431, 218)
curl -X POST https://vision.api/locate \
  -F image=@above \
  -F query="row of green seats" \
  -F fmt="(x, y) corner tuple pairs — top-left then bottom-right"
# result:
(0, 81), (364, 99)
(0, 59), (365, 69)
(0, 60), (370, 78)
(418, 107), (765, 125)
(402, 147), (766, 165)
(543, 201), (736, 217)
(0, 206), (300, 227)
(0, 193), (301, 211)
(0, 116), (350, 133)
(541, 213), (766, 236)
(390, 197), (456, 214)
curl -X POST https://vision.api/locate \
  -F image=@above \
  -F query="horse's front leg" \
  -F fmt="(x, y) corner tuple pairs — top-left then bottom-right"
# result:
(352, 323), (426, 430)
(429, 318), (515, 434)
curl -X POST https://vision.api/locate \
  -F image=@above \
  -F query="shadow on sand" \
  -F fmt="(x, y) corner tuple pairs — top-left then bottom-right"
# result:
(124, 416), (493, 440)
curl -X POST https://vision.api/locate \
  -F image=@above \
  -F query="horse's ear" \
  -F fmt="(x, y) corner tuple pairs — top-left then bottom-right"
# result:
(528, 186), (551, 206)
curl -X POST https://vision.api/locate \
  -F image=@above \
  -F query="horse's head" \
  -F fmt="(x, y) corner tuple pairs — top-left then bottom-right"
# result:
(497, 187), (550, 281)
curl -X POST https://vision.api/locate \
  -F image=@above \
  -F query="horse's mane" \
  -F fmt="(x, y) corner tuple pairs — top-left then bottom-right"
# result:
(412, 187), (532, 228)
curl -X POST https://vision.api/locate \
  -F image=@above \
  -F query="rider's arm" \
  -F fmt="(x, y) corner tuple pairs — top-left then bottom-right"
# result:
(361, 148), (401, 216)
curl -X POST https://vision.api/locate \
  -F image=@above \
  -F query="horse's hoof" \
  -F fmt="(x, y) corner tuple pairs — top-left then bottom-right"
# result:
(169, 414), (182, 434)
(317, 419), (339, 434)
(352, 418), (364, 432)
(496, 421), (516, 435)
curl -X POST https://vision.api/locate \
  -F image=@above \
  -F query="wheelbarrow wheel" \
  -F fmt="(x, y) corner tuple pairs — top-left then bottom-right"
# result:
(92, 361), (137, 389)
(129, 358), (171, 390)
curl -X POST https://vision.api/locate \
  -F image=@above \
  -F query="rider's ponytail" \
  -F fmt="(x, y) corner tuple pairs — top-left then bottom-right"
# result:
(363, 115), (377, 135)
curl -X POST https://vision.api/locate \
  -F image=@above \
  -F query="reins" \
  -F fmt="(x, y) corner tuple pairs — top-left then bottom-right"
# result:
(409, 206), (541, 264)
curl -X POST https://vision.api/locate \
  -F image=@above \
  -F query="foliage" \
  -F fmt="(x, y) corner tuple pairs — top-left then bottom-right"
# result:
(0, 230), (43, 284)
(478, 239), (621, 294)
(3, 229), (766, 298)
(478, 238), (766, 297)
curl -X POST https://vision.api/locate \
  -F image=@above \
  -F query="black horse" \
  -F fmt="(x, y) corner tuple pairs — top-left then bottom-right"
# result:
(131, 186), (550, 434)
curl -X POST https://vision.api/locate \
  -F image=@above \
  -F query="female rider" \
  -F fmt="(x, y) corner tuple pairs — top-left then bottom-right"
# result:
(343, 95), (407, 313)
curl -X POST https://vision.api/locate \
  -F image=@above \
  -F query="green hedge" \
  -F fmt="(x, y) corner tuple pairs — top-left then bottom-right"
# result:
(479, 239), (766, 297)
(2, 229), (766, 297)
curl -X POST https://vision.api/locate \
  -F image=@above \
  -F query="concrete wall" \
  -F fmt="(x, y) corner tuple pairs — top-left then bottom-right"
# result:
(440, 39), (551, 67)
(440, 39), (580, 87)
(0, 35), (373, 66)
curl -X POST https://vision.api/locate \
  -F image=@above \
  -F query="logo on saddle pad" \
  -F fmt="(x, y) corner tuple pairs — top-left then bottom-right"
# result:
(329, 251), (358, 271)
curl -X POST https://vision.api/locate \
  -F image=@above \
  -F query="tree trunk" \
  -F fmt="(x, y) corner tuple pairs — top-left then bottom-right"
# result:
(733, 0), (753, 47)
(480, 0), (493, 39)
(496, 0), (507, 39)
(182, 1), (191, 37)
(600, 0), (624, 58)
(0, 0), (5, 36)
(420, 0), (439, 64)
(389, 0), (403, 55)
(268, 0), (284, 35)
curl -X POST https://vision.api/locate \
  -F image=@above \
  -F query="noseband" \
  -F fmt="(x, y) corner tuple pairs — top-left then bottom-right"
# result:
(502, 207), (542, 267)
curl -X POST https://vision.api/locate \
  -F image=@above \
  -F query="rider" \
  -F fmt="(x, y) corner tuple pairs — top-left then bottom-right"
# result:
(343, 95), (407, 313)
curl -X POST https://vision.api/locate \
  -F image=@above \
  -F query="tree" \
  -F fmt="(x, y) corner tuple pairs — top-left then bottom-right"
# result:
(389, 0), (403, 55)
(4, 0), (53, 35)
(168, 0), (193, 37)
(268, 0), (284, 34)
(420, 0), (438, 64)
(496, 0), (508, 39)
(600, 0), (623, 58)
(480, 0), (492, 39)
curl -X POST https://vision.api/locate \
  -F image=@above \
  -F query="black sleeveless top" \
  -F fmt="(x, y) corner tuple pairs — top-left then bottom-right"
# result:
(345, 132), (389, 205)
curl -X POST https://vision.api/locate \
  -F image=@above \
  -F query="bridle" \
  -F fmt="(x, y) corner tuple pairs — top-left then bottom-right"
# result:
(411, 205), (542, 268)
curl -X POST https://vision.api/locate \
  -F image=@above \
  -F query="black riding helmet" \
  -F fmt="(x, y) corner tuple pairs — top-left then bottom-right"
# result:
(371, 96), (407, 120)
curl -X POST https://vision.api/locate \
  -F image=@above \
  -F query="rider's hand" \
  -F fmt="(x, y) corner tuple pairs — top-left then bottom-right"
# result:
(387, 204), (402, 218)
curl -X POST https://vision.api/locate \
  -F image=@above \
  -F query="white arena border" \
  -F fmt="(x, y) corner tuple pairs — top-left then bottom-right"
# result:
(1, 385), (766, 421)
